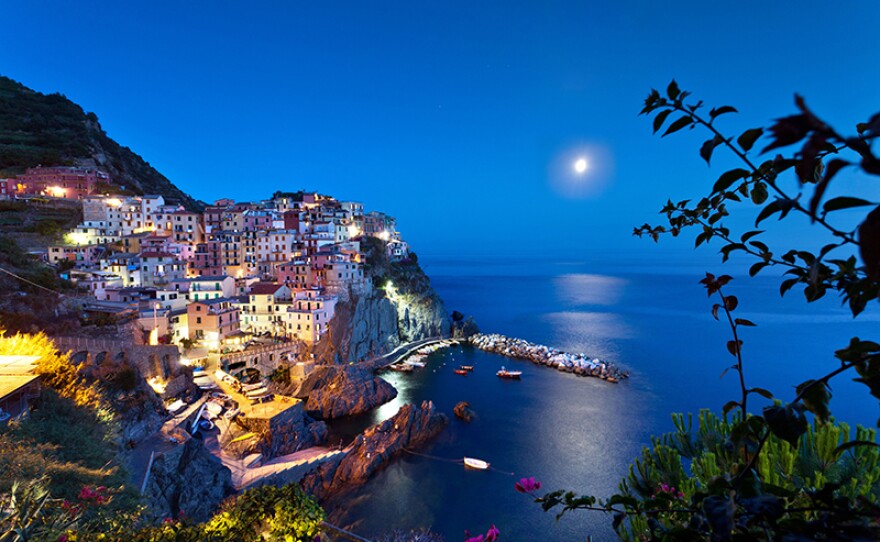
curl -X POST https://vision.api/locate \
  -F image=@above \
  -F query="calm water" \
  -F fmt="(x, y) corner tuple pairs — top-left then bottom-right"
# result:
(326, 256), (879, 541)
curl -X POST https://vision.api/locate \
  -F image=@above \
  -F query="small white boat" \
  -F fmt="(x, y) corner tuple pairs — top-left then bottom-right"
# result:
(404, 360), (426, 368)
(166, 399), (186, 414)
(496, 367), (522, 379)
(463, 457), (490, 470)
(224, 408), (240, 419)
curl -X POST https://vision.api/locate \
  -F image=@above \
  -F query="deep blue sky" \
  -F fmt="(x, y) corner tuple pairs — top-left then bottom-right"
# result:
(3, 1), (880, 258)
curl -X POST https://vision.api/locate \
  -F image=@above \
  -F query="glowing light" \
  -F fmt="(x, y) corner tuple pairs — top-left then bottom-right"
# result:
(47, 186), (66, 198)
(574, 157), (588, 174)
(549, 144), (615, 200)
(106, 198), (122, 207)
(378, 231), (391, 241)
(347, 224), (360, 237)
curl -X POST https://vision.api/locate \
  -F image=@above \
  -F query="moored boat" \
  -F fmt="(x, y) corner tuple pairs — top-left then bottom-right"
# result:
(496, 366), (522, 379)
(463, 457), (490, 470)
(460, 365), (474, 371)
(388, 363), (414, 372)
(453, 368), (468, 375)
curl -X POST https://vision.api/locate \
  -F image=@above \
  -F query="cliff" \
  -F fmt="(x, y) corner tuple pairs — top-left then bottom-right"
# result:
(141, 436), (234, 522)
(313, 239), (450, 364)
(222, 402), (329, 459)
(0, 75), (202, 209)
(300, 401), (447, 501)
(295, 364), (397, 419)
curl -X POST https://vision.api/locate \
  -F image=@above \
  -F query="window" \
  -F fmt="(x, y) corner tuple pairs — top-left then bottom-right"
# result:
(196, 317), (202, 324)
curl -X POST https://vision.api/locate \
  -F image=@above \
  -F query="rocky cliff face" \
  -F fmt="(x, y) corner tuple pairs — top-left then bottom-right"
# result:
(320, 290), (401, 363)
(295, 364), (397, 419)
(142, 437), (233, 522)
(223, 402), (328, 459)
(300, 401), (447, 500)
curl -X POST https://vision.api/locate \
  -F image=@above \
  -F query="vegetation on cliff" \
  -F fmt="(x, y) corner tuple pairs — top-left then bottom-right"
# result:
(0, 75), (201, 209)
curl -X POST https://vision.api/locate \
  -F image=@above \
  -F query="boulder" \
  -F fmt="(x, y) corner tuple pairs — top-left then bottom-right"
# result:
(453, 401), (475, 422)
(301, 401), (447, 500)
(297, 365), (398, 419)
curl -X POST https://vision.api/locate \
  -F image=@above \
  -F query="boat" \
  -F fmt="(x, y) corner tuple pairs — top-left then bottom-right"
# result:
(460, 365), (474, 371)
(166, 399), (186, 414)
(496, 367), (522, 379)
(453, 368), (468, 375)
(388, 364), (414, 372)
(224, 408), (240, 419)
(198, 419), (214, 431)
(463, 457), (490, 470)
(404, 360), (426, 368)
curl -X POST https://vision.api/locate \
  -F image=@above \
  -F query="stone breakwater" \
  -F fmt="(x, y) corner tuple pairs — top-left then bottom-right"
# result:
(468, 333), (628, 383)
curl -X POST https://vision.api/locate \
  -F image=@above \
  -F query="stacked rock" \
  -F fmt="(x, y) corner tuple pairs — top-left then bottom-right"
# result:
(468, 333), (628, 383)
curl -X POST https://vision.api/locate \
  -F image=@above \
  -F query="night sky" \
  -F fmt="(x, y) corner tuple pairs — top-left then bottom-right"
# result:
(3, 1), (879, 257)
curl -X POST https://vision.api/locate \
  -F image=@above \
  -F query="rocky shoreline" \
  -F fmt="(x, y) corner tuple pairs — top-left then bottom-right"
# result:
(468, 333), (628, 382)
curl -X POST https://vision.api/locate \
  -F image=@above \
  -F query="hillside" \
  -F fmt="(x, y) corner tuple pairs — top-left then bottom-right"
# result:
(0, 75), (202, 210)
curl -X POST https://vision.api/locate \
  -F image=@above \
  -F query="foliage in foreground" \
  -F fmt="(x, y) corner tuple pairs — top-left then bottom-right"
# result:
(528, 84), (880, 540)
(0, 481), (325, 542)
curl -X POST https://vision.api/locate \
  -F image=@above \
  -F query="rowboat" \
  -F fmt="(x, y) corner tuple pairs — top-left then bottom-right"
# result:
(453, 369), (468, 375)
(463, 457), (490, 470)
(496, 367), (522, 379)
(388, 364), (414, 372)
(405, 360), (426, 368)
(460, 365), (474, 371)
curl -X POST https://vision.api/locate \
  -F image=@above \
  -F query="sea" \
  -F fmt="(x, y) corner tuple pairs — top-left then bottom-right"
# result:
(325, 254), (880, 542)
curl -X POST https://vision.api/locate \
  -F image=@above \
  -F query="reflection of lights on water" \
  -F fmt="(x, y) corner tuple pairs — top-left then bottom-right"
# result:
(549, 143), (614, 199)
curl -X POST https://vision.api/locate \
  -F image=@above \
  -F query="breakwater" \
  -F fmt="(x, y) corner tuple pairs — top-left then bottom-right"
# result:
(468, 333), (628, 382)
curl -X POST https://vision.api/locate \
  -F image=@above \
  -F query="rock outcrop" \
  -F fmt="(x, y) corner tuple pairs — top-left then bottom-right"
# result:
(301, 401), (447, 501)
(222, 402), (328, 459)
(295, 364), (397, 419)
(314, 290), (400, 363)
(453, 401), (475, 422)
(142, 437), (233, 522)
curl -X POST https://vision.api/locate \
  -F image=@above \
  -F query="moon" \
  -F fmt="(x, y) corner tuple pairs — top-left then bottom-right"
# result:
(574, 157), (588, 174)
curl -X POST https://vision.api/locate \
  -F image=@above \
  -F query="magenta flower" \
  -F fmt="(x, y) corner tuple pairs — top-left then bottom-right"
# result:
(485, 525), (500, 541)
(515, 477), (542, 493)
(465, 535), (484, 542)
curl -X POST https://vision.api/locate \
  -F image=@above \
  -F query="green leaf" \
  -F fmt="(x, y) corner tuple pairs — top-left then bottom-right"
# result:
(727, 339), (742, 356)
(749, 261), (768, 277)
(822, 196), (874, 213)
(652, 109), (672, 134)
(796, 379), (832, 421)
(663, 115), (694, 137)
(763, 404), (808, 448)
(712, 168), (750, 193)
(737, 128), (763, 152)
(755, 200), (783, 226)
(722, 400), (740, 416)
(834, 440), (880, 456)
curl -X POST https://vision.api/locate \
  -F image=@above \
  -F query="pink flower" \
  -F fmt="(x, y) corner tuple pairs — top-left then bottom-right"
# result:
(515, 477), (542, 493)
(465, 536), (484, 542)
(485, 525), (500, 541)
(57, 535), (68, 542)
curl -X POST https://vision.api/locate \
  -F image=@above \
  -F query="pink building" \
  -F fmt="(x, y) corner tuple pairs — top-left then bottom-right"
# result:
(13, 166), (108, 199)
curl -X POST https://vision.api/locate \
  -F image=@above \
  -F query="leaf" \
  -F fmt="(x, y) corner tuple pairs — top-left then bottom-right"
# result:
(735, 318), (757, 327)
(749, 261), (768, 277)
(763, 404), (808, 448)
(751, 182), (769, 205)
(666, 80), (680, 100)
(737, 128), (763, 152)
(700, 135), (724, 165)
(722, 400), (740, 415)
(859, 205), (880, 279)
(663, 115), (694, 137)
(822, 196), (873, 213)
(712, 168), (750, 193)
(755, 200), (783, 226)
(724, 295), (738, 311)
(702, 495), (734, 538)
(709, 105), (738, 119)
(727, 339), (742, 356)
(711, 304), (720, 320)
(652, 109), (672, 134)
(740, 230), (764, 243)
(749, 387), (774, 399)
(834, 440), (880, 456)
(796, 379), (832, 422)
(809, 159), (851, 218)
